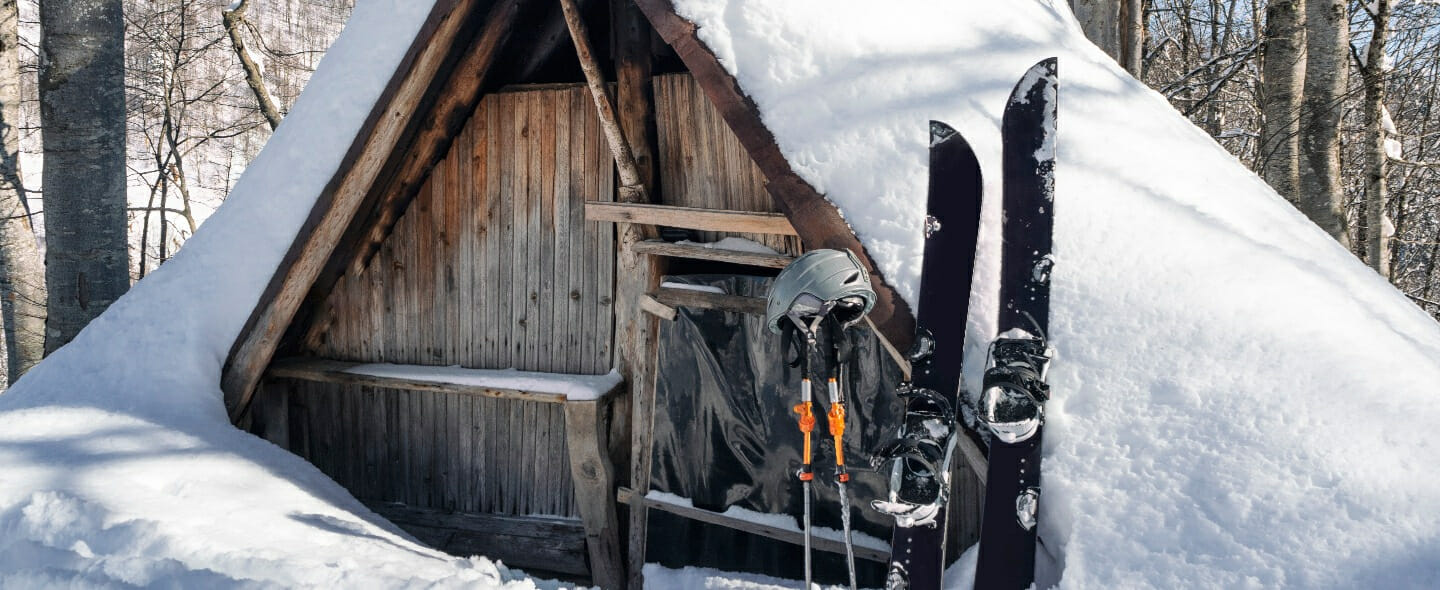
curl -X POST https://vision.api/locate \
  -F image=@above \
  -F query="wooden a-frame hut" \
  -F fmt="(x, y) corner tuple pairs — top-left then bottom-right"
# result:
(219, 0), (985, 587)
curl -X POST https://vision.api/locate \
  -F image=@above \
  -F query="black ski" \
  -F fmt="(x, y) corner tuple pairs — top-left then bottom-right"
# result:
(974, 57), (1058, 590)
(876, 121), (984, 590)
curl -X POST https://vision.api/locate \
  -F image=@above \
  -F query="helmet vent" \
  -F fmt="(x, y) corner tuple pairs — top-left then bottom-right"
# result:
(845, 271), (862, 284)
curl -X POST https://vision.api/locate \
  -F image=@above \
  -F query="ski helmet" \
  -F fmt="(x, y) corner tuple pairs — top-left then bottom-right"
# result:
(765, 249), (876, 334)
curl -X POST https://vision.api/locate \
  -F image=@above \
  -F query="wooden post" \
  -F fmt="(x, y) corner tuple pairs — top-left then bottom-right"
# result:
(556, 1), (668, 587)
(565, 398), (625, 590)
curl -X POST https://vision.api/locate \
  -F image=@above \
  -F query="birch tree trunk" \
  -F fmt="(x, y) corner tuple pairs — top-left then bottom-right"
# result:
(38, 0), (130, 353)
(1362, 0), (1392, 277)
(1259, 0), (1305, 204)
(223, 0), (283, 131)
(1298, 0), (1350, 246)
(1121, 0), (1144, 77)
(0, 0), (44, 382)
(1072, 0), (1123, 60)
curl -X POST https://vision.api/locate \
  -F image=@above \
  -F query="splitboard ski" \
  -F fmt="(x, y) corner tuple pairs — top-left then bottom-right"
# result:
(872, 121), (984, 590)
(973, 57), (1058, 590)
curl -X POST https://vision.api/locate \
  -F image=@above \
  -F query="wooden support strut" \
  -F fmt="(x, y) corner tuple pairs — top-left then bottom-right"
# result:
(560, 0), (644, 198)
(560, 1), (661, 588)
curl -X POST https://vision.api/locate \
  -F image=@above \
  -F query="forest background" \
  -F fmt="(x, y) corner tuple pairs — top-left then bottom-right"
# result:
(0, 0), (1432, 388)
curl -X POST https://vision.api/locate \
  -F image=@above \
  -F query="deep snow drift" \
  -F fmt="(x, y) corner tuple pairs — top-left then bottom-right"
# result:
(0, 1), (552, 587)
(1, 0), (1438, 588)
(673, 0), (1440, 587)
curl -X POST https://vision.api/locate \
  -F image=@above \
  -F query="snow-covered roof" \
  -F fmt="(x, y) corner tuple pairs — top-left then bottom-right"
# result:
(661, 0), (1440, 587)
(2, 0), (1439, 587)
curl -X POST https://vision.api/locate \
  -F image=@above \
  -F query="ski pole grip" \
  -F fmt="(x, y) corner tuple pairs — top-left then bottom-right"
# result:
(794, 402), (816, 479)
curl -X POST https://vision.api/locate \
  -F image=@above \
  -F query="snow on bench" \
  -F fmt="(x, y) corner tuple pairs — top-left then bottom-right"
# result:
(266, 358), (623, 402)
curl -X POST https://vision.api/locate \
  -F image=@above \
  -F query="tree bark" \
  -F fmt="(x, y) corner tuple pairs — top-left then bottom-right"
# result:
(1259, 0), (1305, 204)
(1298, 0), (1350, 245)
(223, 0), (283, 131)
(1361, 0), (1392, 277)
(39, 0), (130, 353)
(1071, 0), (1124, 62)
(1120, 0), (1145, 77)
(0, 0), (45, 383)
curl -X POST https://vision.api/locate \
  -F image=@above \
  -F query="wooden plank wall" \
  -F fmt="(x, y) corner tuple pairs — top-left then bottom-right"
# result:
(653, 73), (802, 256)
(268, 83), (616, 519)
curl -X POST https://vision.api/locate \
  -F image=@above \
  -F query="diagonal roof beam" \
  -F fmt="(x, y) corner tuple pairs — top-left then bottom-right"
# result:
(632, 0), (917, 354)
(222, 0), (526, 422)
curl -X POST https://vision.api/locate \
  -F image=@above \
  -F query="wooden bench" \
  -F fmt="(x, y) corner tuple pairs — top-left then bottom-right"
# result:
(261, 357), (625, 588)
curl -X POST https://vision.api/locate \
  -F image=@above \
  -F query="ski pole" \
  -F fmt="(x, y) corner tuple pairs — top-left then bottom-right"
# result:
(827, 374), (858, 590)
(794, 357), (816, 589)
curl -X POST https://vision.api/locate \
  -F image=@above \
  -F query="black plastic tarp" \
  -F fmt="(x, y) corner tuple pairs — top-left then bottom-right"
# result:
(645, 275), (906, 586)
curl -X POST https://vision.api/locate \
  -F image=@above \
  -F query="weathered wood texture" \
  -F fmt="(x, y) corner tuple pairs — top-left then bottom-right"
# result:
(281, 379), (578, 518)
(649, 286), (766, 316)
(268, 357), (579, 404)
(308, 85), (615, 373)
(630, 240), (792, 269)
(653, 73), (801, 255)
(365, 501), (590, 576)
(634, 6), (915, 352)
(258, 84), (615, 529)
(224, 0), (500, 420)
(615, 487), (890, 564)
(583, 202), (796, 236)
(566, 400), (624, 589)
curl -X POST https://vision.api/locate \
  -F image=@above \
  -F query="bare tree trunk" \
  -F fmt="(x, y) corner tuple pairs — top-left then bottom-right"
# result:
(1072, 0), (1124, 60)
(223, 0), (282, 131)
(0, 0), (44, 383)
(1121, 0), (1145, 76)
(1259, 0), (1305, 203)
(1362, 0), (1393, 277)
(1298, 0), (1350, 246)
(39, 0), (130, 353)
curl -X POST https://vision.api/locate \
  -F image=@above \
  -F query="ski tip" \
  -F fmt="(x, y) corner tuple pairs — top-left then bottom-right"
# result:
(929, 120), (958, 147)
(1006, 57), (1059, 108)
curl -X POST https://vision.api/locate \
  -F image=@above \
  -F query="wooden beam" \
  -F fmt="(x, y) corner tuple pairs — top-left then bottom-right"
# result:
(637, 294), (676, 321)
(222, 0), (490, 422)
(608, 2), (665, 587)
(560, 0), (645, 195)
(615, 487), (890, 564)
(585, 201), (797, 235)
(348, 0), (531, 277)
(565, 400), (625, 589)
(631, 0), (915, 352)
(364, 501), (589, 576)
(266, 357), (579, 405)
(630, 239), (792, 269)
(649, 286), (766, 316)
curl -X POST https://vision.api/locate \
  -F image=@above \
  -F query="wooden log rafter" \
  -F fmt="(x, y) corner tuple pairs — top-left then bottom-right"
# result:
(223, 0), (505, 422)
(559, 0), (646, 199)
(293, 0), (537, 363)
(347, 0), (532, 278)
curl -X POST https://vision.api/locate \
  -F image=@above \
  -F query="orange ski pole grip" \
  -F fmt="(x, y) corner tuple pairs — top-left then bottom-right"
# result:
(794, 400), (816, 481)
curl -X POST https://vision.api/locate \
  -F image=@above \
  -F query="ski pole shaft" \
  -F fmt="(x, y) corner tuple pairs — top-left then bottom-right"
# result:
(794, 378), (815, 589)
(826, 377), (857, 590)
(836, 480), (858, 590)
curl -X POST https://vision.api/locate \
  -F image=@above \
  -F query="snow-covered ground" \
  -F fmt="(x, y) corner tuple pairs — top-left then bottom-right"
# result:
(2, 0), (1439, 588)
(674, 0), (1440, 587)
(0, 1), (551, 587)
